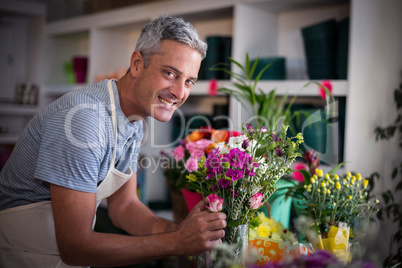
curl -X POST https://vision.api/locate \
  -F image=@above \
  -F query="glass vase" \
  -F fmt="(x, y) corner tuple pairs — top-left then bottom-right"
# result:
(223, 223), (249, 262)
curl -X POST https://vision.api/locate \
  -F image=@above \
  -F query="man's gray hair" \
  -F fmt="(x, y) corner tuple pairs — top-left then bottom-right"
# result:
(135, 15), (207, 67)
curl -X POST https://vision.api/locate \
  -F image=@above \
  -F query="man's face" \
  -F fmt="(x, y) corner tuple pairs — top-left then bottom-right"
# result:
(130, 40), (202, 122)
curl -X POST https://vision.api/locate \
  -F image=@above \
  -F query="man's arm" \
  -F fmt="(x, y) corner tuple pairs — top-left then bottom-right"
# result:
(106, 172), (176, 235)
(50, 181), (226, 267)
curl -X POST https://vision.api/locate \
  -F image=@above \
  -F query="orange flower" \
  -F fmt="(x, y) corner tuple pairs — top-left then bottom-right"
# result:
(186, 130), (204, 142)
(211, 130), (229, 143)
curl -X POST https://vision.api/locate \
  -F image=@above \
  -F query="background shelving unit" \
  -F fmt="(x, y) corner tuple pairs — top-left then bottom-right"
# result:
(0, 0), (45, 146)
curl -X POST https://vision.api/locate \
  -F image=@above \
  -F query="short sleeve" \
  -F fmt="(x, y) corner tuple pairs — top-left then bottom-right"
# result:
(130, 121), (143, 172)
(34, 105), (107, 193)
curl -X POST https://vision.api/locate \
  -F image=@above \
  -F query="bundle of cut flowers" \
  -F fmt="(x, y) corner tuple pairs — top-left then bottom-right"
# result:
(162, 127), (242, 192)
(249, 212), (297, 243)
(292, 169), (379, 235)
(248, 212), (303, 265)
(287, 168), (380, 263)
(186, 123), (303, 242)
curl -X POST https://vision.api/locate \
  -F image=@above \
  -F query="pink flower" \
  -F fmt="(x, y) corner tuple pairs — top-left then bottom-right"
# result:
(292, 162), (308, 183)
(173, 145), (185, 161)
(249, 192), (264, 210)
(184, 157), (199, 173)
(208, 78), (219, 96)
(205, 194), (223, 212)
(186, 139), (213, 159)
(318, 80), (333, 99)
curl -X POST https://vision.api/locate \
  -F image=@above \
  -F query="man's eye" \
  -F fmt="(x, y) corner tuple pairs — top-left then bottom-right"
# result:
(166, 71), (175, 77)
(186, 80), (195, 86)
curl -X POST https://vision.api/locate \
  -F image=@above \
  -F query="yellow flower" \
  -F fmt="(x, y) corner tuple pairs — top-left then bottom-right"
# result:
(310, 177), (316, 184)
(317, 189), (321, 193)
(249, 228), (258, 239)
(351, 176), (356, 185)
(333, 202), (336, 207)
(327, 189), (331, 194)
(363, 179), (369, 188)
(316, 169), (323, 177)
(334, 174), (339, 180)
(348, 195), (352, 200)
(325, 174), (330, 180)
(346, 172), (351, 179)
(321, 182), (326, 188)
(356, 173), (362, 181)
(257, 224), (271, 238)
(336, 182), (341, 189)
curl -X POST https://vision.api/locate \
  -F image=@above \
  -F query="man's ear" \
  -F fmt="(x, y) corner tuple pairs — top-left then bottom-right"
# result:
(129, 51), (143, 76)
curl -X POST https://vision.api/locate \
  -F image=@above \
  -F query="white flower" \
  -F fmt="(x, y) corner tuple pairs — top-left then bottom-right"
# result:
(227, 134), (248, 150)
(216, 142), (229, 154)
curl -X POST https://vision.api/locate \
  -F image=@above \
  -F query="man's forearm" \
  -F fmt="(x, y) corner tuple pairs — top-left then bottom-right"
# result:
(109, 198), (178, 235)
(60, 228), (179, 266)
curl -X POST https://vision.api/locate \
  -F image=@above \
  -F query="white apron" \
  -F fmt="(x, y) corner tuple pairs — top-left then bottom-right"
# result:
(0, 80), (134, 267)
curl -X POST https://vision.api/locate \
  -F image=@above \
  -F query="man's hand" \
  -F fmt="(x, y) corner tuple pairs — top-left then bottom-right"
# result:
(173, 200), (226, 255)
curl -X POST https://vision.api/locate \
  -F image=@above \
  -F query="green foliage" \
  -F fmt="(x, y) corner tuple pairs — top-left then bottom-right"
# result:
(288, 168), (378, 234)
(211, 53), (335, 133)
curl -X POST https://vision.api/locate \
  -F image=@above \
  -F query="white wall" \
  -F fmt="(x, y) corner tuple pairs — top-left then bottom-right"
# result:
(345, 0), (402, 261)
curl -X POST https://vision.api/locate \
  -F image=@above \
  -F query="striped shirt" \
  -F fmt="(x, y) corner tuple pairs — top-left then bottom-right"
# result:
(0, 80), (143, 210)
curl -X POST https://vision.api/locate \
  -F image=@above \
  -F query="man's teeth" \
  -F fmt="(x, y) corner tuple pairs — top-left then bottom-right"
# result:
(159, 97), (173, 106)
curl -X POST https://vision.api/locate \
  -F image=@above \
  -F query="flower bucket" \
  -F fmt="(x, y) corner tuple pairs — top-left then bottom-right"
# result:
(168, 186), (188, 223)
(268, 178), (297, 229)
(316, 223), (351, 263)
(249, 238), (289, 264)
(181, 188), (203, 212)
(249, 238), (314, 265)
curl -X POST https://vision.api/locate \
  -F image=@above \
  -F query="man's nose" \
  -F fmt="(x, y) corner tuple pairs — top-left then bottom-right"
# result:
(170, 80), (186, 100)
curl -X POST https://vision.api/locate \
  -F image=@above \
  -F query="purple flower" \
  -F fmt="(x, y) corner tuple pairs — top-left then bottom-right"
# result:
(292, 250), (338, 268)
(210, 185), (218, 191)
(242, 139), (251, 149)
(271, 133), (281, 142)
(246, 123), (253, 133)
(260, 126), (267, 133)
(205, 153), (223, 176)
(274, 146), (284, 157)
(218, 178), (231, 188)
(225, 169), (244, 181)
(228, 148), (247, 169)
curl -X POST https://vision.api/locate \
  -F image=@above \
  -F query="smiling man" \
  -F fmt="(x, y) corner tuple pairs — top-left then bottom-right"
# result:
(0, 15), (226, 267)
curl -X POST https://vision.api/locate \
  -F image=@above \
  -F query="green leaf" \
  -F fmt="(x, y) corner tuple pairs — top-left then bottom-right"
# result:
(245, 53), (250, 78)
(252, 62), (271, 90)
(298, 169), (312, 184)
(396, 180), (402, 192)
(392, 167), (398, 179)
(228, 56), (245, 73)
(328, 162), (346, 176)
(249, 55), (260, 80)
(227, 219), (241, 228)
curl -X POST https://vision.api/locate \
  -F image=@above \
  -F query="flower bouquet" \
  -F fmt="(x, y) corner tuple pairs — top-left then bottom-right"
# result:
(162, 127), (242, 214)
(248, 212), (306, 265)
(186, 123), (303, 258)
(289, 168), (380, 263)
